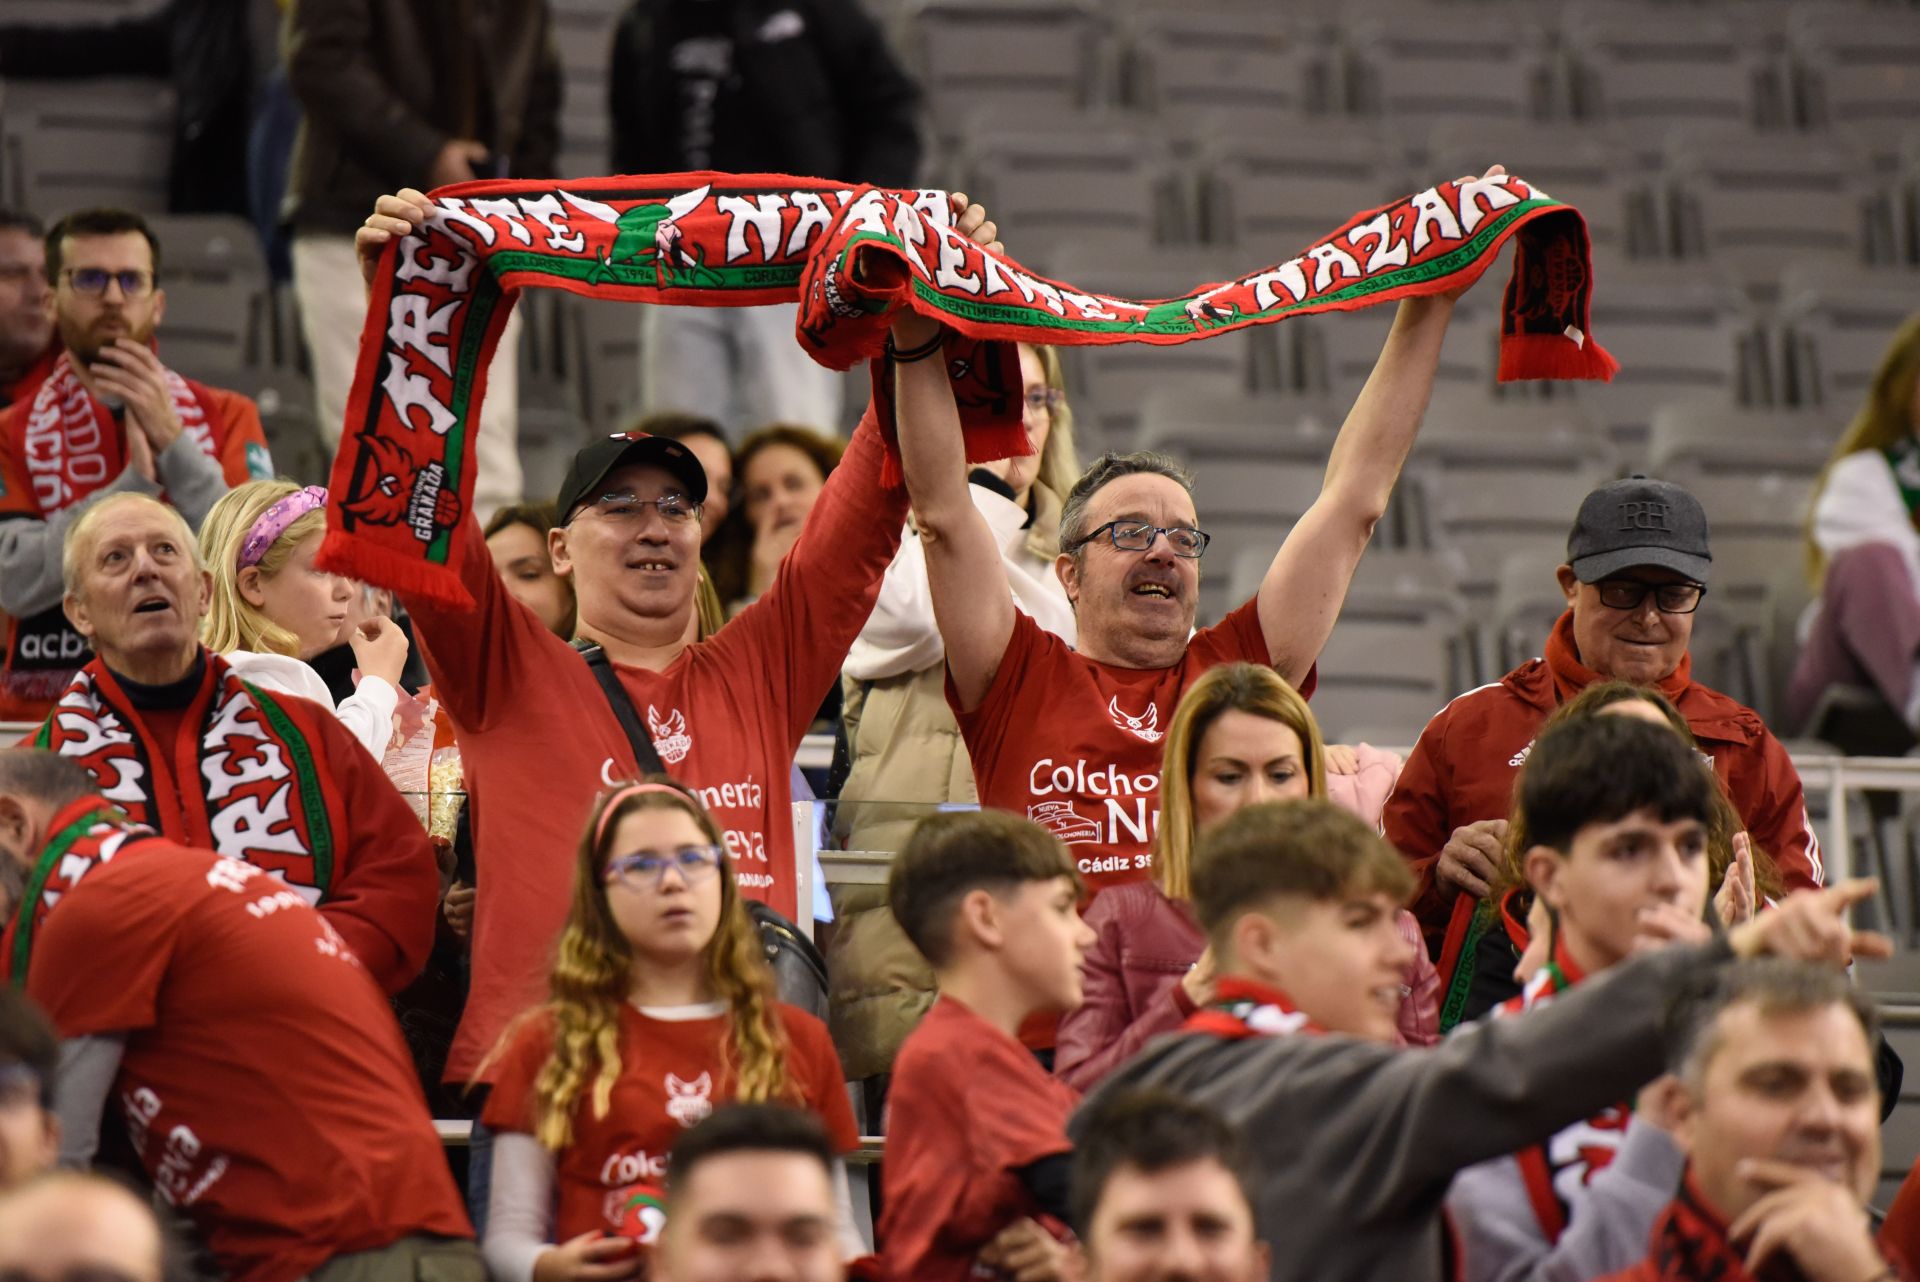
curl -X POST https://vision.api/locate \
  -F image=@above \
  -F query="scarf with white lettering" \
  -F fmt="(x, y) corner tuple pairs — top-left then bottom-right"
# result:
(34, 653), (335, 898)
(322, 171), (1618, 607)
(2, 800), (159, 986)
(20, 353), (217, 519)
(1493, 931), (1632, 1245)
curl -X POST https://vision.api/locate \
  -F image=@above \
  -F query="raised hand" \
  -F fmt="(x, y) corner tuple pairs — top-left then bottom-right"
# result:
(90, 340), (183, 454)
(355, 188), (435, 290)
(1729, 879), (1892, 967)
(1714, 832), (1758, 927)
(349, 616), (411, 687)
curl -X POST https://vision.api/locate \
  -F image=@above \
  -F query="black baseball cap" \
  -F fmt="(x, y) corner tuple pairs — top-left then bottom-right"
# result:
(1566, 474), (1712, 584)
(556, 432), (710, 521)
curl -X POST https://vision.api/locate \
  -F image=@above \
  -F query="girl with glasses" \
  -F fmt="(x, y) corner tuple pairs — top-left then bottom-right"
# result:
(479, 778), (858, 1282)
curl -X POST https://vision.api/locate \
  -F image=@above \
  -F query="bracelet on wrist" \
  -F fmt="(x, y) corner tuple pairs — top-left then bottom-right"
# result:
(885, 328), (946, 364)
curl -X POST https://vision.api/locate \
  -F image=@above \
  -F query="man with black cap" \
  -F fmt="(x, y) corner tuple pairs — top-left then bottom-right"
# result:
(1383, 475), (1822, 997)
(356, 188), (1010, 1207)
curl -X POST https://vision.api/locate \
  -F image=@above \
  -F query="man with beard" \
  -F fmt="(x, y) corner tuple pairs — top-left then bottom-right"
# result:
(0, 208), (270, 722)
(0, 210), (55, 409)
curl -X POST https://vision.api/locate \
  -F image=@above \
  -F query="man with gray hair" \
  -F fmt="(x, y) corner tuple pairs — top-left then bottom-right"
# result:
(888, 224), (1488, 902)
(21, 492), (438, 993)
(1590, 959), (1898, 1282)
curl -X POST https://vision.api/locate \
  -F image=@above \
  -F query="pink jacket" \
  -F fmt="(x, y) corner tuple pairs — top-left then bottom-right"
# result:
(1056, 746), (1440, 1091)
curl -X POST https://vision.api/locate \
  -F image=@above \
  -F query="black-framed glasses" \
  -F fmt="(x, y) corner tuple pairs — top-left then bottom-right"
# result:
(576, 491), (702, 526)
(605, 844), (725, 890)
(1024, 387), (1066, 417)
(1072, 520), (1211, 559)
(61, 267), (153, 298)
(1595, 577), (1706, 614)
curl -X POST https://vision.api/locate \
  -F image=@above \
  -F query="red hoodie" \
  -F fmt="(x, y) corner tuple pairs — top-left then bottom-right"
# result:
(1384, 611), (1822, 969)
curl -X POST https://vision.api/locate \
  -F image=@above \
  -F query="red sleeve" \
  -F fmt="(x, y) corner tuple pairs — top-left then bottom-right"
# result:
(1055, 897), (1192, 1093)
(1883, 1160), (1920, 1273)
(312, 712), (441, 992)
(208, 388), (272, 483)
(948, 607), (1048, 747)
(968, 1044), (1075, 1173)
(27, 866), (180, 1037)
(1729, 729), (1824, 894)
(0, 404), (35, 519)
(405, 517), (573, 734)
(1188, 598), (1270, 670)
(1383, 706), (1458, 942)
(784, 1008), (860, 1153)
(480, 1011), (556, 1135)
(709, 403), (910, 742)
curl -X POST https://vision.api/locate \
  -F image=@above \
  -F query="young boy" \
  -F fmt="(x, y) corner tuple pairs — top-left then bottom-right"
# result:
(880, 810), (1095, 1282)
(1447, 708), (1720, 1282)
(1079, 716), (1881, 1282)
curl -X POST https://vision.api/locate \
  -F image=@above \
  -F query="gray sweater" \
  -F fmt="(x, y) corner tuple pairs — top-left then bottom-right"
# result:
(1074, 939), (1728, 1282)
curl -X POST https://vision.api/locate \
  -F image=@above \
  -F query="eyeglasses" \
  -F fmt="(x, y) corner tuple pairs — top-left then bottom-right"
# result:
(576, 491), (702, 526)
(1595, 578), (1707, 614)
(1072, 520), (1211, 559)
(605, 844), (725, 890)
(61, 268), (153, 298)
(1024, 387), (1066, 417)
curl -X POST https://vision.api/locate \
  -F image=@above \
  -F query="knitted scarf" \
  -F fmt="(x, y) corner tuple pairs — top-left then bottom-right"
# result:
(2, 800), (158, 986)
(1545, 609), (1695, 706)
(321, 170), (1618, 607)
(35, 653), (336, 896)
(1492, 932), (1632, 1245)
(1184, 977), (1326, 1039)
(1633, 1174), (1915, 1282)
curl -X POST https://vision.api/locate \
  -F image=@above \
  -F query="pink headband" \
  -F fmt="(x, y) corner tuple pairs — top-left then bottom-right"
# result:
(594, 782), (690, 845)
(238, 486), (328, 569)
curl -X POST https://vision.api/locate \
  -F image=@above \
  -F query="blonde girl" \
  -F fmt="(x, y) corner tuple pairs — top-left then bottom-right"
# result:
(479, 779), (858, 1282)
(1056, 662), (1439, 1091)
(198, 479), (408, 759)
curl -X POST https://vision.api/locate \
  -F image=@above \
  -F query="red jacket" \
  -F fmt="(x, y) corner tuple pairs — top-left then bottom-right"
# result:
(1384, 612), (1822, 961)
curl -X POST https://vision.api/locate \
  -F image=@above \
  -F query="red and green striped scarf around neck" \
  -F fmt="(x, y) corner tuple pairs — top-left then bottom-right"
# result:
(320, 170), (1618, 606)
(3, 801), (157, 985)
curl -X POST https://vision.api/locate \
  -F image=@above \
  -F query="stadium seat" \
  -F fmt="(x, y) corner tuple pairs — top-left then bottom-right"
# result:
(1426, 123), (1655, 260)
(0, 77), (173, 218)
(1777, 264), (1920, 408)
(1119, 5), (1325, 127)
(1789, 5), (1920, 164)
(551, 1), (620, 178)
(1198, 129), (1406, 255)
(959, 116), (1190, 255)
(1488, 541), (1577, 672)
(1412, 461), (1612, 602)
(1563, 8), (1788, 135)
(1292, 290), (1502, 405)
(907, 0), (1111, 134)
(223, 367), (327, 486)
(155, 278), (268, 380)
(568, 295), (644, 434)
(1647, 401), (1839, 477)
(1342, 10), (1558, 125)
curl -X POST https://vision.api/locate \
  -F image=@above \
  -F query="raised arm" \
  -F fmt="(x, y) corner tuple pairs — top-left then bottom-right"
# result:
(890, 312), (1020, 713)
(1254, 294), (1456, 684)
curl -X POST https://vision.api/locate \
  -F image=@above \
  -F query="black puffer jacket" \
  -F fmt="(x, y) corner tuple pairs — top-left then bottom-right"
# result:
(609, 0), (921, 188)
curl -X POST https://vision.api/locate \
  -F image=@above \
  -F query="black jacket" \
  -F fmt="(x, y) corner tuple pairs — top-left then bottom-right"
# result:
(0, 0), (272, 216)
(282, 0), (562, 234)
(609, 0), (921, 188)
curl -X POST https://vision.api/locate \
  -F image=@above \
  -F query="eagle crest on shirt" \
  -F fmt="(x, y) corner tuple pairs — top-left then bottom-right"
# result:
(665, 1072), (713, 1128)
(1108, 696), (1163, 743)
(647, 706), (692, 764)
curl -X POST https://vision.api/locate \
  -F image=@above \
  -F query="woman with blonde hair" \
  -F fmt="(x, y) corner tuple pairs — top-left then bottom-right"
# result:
(478, 778), (857, 1281)
(1055, 662), (1437, 1091)
(198, 478), (408, 759)
(1790, 314), (1920, 731)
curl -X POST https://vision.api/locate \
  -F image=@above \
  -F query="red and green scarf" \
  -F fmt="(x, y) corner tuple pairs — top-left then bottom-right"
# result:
(3, 800), (159, 985)
(321, 170), (1618, 607)
(1184, 977), (1326, 1040)
(35, 653), (336, 896)
(1638, 1174), (1911, 1282)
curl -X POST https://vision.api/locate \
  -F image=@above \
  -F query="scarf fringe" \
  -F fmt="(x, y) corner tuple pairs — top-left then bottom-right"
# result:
(1499, 332), (1620, 383)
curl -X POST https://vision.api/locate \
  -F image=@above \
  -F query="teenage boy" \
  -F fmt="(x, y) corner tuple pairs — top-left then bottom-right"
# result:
(1080, 717), (1885, 1282)
(880, 810), (1094, 1282)
(1448, 713), (1719, 1282)
(1593, 959), (1900, 1282)
(1070, 1090), (1269, 1282)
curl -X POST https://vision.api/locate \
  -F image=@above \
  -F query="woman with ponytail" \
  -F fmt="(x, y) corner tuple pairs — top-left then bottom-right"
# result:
(480, 778), (859, 1281)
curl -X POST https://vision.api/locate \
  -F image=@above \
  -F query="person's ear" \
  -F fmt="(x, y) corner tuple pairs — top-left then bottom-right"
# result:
(61, 590), (93, 645)
(958, 888), (1005, 952)
(1525, 845), (1568, 913)
(1250, 1240), (1272, 1282)
(192, 566), (213, 620)
(1228, 910), (1276, 979)
(550, 524), (575, 580)
(237, 564), (267, 609)
(0, 795), (37, 867)
(1055, 552), (1080, 607)
(1555, 564), (1580, 606)
(1665, 1080), (1700, 1157)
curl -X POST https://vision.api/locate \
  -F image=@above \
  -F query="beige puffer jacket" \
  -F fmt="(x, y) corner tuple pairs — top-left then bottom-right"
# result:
(827, 482), (1073, 1079)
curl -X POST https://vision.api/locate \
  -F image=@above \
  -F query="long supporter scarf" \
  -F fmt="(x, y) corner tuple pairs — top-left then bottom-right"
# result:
(322, 170), (1618, 607)
(20, 353), (217, 517)
(2, 801), (158, 985)
(35, 654), (335, 896)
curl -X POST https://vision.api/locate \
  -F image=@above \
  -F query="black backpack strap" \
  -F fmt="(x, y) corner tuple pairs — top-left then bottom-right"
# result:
(573, 639), (668, 777)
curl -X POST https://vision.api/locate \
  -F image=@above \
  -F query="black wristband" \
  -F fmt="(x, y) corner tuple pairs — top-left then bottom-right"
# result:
(885, 328), (945, 363)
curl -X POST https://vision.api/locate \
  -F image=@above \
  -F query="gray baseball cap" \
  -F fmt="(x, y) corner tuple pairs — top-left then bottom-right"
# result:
(1566, 474), (1712, 584)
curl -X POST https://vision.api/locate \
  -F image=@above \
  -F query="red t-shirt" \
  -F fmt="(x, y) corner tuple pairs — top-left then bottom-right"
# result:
(952, 601), (1280, 894)
(483, 1001), (859, 1242)
(880, 996), (1079, 1282)
(408, 408), (906, 1081)
(26, 840), (469, 1282)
